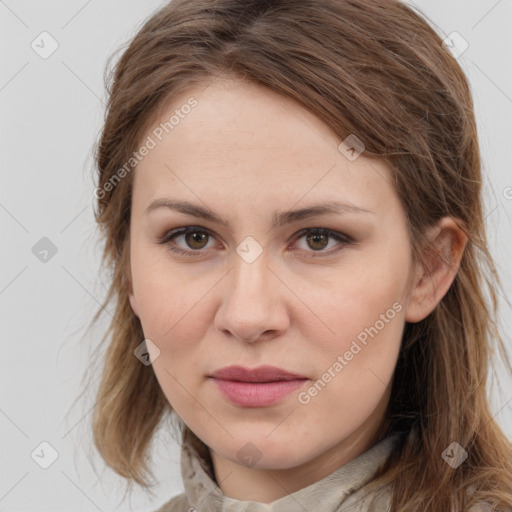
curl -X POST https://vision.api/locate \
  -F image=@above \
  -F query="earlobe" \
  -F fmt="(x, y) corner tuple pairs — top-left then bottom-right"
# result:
(404, 218), (468, 323)
(125, 247), (139, 318)
(129, 292), (139, 318)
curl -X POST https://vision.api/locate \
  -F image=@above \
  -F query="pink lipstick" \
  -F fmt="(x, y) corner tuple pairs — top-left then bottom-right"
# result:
(209, 365), (308, 407)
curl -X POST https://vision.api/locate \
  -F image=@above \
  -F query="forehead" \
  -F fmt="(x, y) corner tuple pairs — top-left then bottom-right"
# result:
(133, 78), (396, 215)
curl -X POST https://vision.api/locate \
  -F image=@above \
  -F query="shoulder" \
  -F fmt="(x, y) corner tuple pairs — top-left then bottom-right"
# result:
(152, 492), (191, 512)
(336, 480), (393, 511)
(366, 482), (392, 512)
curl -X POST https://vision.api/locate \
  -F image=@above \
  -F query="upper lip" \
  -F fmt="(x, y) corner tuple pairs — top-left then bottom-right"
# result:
(210, 365), (308, 383)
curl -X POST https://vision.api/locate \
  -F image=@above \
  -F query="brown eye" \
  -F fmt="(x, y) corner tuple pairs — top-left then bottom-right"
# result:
(159, 226), (352, 258)
(159, 227), (214, 256)
(305, 232), (329, 251)
(184, 231), (209, 249)
(294, 228), (352, 257)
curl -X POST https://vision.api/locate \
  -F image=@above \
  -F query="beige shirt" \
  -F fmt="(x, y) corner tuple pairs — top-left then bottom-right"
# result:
(154, 433), (401, 512)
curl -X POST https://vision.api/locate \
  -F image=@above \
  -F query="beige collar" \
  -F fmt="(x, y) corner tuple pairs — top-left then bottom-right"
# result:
(179, 433), (400, 512)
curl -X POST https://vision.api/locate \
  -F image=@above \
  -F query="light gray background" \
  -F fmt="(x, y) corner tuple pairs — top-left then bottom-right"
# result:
(1, 1), (511, 510)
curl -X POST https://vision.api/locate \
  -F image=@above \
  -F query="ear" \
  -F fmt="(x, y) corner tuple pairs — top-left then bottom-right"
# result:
(126, 261), (139, 318)
(124, 230), (140, 318)
(405, 217), (468, 323)
(129, 290), (140, 318)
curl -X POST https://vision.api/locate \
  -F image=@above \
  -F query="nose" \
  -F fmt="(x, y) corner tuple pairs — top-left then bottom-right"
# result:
(213, 250), (290, 344)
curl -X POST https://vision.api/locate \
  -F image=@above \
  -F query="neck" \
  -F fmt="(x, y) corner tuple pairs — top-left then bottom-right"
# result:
(209, 402), (390, 503)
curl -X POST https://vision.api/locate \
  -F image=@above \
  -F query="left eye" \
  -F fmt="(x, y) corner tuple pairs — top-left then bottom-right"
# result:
(158, 227), (352, 257)
(293, 228), (351, 254)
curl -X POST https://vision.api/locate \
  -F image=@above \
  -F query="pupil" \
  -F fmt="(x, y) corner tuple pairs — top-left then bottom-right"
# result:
(308, 233), (327, 250)
(184, 231), (329, 251)
(187, 232), (207, 249)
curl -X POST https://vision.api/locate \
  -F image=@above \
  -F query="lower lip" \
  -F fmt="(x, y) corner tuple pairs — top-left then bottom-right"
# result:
(210, 378), (308, 407)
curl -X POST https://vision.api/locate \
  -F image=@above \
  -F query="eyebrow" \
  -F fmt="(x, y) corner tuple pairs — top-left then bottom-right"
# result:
(145, 198), (375, 229)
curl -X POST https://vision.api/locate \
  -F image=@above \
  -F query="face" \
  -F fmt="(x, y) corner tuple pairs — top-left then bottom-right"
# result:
(128, 77), (414, 471)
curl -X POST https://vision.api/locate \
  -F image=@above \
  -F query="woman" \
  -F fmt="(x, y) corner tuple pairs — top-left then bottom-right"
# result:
(88, 0), (512, 510)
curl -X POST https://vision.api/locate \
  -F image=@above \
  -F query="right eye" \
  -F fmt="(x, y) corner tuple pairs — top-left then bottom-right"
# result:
(158, 226), (216, 257)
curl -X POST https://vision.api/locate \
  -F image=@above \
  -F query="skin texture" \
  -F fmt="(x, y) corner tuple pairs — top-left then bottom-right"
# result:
(128, 78), (467, 503)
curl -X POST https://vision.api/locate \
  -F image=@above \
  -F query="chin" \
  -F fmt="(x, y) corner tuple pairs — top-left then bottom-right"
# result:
(215, 436), (311, 470)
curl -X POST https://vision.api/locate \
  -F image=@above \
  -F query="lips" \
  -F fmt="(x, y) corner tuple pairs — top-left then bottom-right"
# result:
(208, 365), (309, 407)
(209, 365), (307, 383)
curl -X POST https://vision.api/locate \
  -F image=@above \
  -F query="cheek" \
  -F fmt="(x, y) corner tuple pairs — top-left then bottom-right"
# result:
(300, 248), (408, 352)
(130, 240), (186, 328)
(297, 246), (408, 399)
(311, 294), (404, 391)
(299, 292), (404, 429)
(134, 276), (207, 343)
(130, 252), (217, 358)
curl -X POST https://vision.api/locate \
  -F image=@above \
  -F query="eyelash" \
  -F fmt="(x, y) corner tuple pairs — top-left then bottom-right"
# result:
(157, 226), (353, 258)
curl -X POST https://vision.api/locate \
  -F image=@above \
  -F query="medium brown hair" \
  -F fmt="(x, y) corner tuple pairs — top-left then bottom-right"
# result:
(83, 0), (512, 509)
